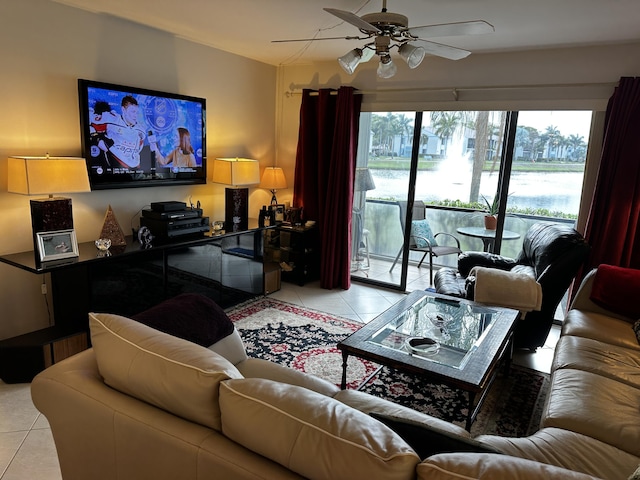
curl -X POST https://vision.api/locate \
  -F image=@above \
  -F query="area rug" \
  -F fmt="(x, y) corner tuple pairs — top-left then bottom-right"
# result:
(227, 297), (550, 437)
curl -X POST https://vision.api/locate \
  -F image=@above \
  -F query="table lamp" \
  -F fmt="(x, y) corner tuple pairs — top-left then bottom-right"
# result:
(7, 155), (91, 251)
(260, 167), (287, 205)
(212, 157), (260, 232)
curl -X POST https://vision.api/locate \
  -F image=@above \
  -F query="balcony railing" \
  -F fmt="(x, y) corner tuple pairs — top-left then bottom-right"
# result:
(361, 199), (575, 270)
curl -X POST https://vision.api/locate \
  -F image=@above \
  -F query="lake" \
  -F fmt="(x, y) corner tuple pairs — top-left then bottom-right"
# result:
(369, 168), (584, 215)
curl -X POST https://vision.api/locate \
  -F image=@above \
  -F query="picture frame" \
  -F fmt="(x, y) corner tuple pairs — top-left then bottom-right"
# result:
(36, 229), (79, 262)
(269, 204), (285, 223)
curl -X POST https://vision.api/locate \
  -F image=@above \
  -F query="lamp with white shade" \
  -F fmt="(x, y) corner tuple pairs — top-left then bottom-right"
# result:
(7, 155), (91, 253)
(211, 157), (260, 232)
(260, 167), (287, 205)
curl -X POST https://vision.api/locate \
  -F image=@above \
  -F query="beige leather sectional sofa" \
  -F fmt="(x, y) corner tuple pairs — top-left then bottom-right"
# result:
(31, 267), (640, 480)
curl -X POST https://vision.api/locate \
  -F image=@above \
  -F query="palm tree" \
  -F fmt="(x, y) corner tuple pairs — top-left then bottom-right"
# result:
(543, 125), (562, 160)
(430, 112), (461, 156)
(567, 134), (587, 162)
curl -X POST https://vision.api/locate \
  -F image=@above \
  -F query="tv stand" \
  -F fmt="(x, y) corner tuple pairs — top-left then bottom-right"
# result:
(0, 222), (269, 382)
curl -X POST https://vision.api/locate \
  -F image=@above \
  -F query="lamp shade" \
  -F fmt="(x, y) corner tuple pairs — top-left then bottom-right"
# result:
(212, 158), (260, 186)
(260, 167), (287, 190)
(398, 43), (426, 69)
(377, 56), (397, 79)
(8, 156), (91, 195)
(354, 167), (376, 192)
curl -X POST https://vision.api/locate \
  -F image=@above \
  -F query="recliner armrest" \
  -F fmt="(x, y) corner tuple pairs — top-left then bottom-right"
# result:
(458, 251), (518, 278)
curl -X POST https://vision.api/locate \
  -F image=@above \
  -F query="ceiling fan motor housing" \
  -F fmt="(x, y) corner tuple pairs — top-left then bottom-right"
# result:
(360, 12), (408, 32)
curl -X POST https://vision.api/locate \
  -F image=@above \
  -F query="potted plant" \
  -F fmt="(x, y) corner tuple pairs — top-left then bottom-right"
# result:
(481, 194), (499, 230)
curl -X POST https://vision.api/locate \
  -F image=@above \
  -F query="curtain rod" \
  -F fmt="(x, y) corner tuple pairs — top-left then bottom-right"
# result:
(286, 81), (617, 98)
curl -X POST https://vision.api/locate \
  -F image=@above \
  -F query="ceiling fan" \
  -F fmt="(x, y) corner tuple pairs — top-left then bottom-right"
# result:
(273, 0), (494, 78)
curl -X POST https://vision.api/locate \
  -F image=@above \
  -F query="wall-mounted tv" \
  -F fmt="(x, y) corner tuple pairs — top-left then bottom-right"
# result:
(78, 79), (206, 190)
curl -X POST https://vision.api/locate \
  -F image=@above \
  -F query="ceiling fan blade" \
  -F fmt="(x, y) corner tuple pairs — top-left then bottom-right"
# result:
(416, 40), (472, 60)
(408, 20), (494, 39)
(272, 36), (364, 43)
(324, 8), (381, 34)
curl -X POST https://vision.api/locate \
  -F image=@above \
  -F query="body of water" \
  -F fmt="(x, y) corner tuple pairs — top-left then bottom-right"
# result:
(369, 168), (584, 215)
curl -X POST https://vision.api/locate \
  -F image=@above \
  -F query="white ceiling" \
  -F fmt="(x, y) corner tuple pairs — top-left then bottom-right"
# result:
(52, 0), (640, 66)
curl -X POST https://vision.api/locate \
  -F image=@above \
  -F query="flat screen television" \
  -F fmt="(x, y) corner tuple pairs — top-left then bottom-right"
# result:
(78, 79), (206, 190)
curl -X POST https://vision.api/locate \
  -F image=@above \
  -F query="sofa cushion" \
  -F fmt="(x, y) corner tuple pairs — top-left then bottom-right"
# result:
(478, 427), (640, 480)
(562, 309), (640, 351)
(89, 312), (243, 431)
(552, 335), (640, 388)
(542, 368), (640, 457)
(589, 264), (640, 320)
(207, 327), (248, 365)
(132, 293), (234, 347)
(417, 453), (601, 480)
(219, 378), (419, 480)
(369, 412), (501, 460)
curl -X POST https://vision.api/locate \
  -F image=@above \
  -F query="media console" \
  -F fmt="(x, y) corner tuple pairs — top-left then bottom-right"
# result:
(0, 221), (270, 382)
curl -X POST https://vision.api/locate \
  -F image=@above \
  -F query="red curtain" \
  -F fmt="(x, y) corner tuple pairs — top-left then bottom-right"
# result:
(584, 77), (640, 271)
(292, 87), (362, 289)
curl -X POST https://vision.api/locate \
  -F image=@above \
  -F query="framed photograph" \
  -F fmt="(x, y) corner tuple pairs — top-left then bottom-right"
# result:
(36, 229), (79, 262)
(269, 204), (285, 223)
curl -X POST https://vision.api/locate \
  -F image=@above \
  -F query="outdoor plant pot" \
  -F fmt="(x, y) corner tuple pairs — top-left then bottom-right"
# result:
(484, 214), (498, 230)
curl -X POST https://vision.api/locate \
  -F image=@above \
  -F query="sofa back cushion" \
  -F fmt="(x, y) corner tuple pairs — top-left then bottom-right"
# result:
(219, 378), (419, 480)
(89, 312), (243, 431)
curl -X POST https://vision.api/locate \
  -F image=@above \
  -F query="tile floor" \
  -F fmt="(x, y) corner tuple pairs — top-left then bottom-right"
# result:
(0, 276), (560, 479)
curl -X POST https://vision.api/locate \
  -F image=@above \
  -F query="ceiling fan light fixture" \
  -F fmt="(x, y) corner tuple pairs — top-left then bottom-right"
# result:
(338, 48), (363, 75)
(377, 55), (397, 78)
(398, 43), (426, 69)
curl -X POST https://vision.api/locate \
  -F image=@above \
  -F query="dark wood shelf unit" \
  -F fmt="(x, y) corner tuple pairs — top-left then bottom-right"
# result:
(264, 224), (319, 286)
(0, 221), (272, 383)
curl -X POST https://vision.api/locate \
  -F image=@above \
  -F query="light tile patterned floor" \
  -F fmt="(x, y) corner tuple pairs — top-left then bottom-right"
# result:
(0, 277), (559, 479)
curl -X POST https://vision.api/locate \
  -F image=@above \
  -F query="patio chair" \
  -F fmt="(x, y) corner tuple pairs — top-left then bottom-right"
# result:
(389, 200), (462, 285)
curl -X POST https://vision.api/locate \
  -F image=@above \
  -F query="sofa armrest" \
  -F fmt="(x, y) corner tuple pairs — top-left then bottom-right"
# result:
(458, 252), (518, 278)
(235, 358), (340, 397)
(417, 453), (602, 480)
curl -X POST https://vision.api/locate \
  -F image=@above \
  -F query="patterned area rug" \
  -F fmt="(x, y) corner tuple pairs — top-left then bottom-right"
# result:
(227, 297), (549, 437)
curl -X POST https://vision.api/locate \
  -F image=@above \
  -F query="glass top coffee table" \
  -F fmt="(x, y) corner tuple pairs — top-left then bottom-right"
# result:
(338, 290), (519, 430)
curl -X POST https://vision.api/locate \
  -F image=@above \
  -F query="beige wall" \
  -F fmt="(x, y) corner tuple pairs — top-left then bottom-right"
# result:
(0, 0), (277, 339)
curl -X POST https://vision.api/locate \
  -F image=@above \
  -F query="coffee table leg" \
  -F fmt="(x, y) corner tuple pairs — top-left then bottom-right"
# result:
(466, 392), (477, 431)
(340, 351), (349, 390)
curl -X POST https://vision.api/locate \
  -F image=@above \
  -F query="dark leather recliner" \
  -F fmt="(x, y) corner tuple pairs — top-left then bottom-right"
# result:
(434, 222), (590, 350)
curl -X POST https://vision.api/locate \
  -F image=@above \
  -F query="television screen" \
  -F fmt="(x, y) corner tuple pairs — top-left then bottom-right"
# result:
(78, 79), (207, 190)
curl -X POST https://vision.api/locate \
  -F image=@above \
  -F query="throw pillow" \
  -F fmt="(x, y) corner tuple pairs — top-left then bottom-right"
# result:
(590, 264), (640, 320)
(369, 412), (501, 460)
(633, 320), (640, 345)
(411, 219), (437, 248)
(132, 293), (234, 347)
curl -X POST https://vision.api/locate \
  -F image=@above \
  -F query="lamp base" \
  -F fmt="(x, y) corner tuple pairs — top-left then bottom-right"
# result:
(30, 197), (74, 250)
(225, 187), (249, 232)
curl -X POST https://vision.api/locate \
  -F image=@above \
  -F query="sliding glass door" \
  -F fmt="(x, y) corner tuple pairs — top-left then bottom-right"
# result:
(352, 109), (592, 292)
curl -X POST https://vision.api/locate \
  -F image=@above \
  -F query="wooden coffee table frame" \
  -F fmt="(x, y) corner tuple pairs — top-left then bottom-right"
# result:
(338, 290), (519, 430)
